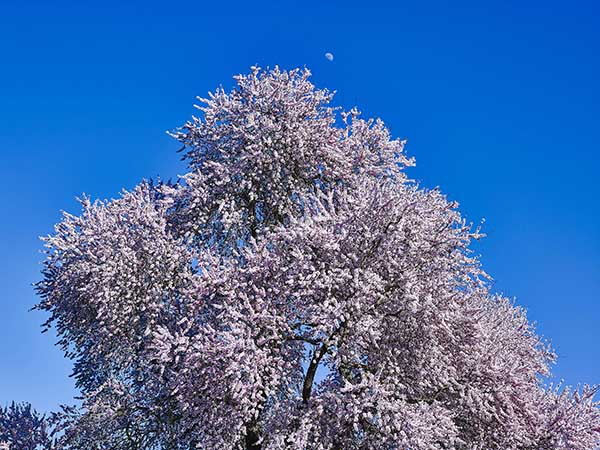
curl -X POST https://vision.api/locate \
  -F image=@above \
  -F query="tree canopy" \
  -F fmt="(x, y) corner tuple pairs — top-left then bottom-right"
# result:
(35, 67), (600, 449)
(0, 402), (54, 449)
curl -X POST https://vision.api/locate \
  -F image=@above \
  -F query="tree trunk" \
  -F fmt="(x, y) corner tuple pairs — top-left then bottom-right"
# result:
(244, 427), (261, 450)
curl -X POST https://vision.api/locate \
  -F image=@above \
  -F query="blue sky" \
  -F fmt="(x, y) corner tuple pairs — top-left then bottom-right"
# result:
(0, 0), (598, 413)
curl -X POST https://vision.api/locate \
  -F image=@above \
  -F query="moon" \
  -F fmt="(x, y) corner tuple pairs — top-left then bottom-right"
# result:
(325, 52), (334, 61)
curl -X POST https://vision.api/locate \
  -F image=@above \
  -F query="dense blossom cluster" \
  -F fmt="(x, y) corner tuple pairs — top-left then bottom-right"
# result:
(167, 66), (412, 250)
(36, 67), (600, 449)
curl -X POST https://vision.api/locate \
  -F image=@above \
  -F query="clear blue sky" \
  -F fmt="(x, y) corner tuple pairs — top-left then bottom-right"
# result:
(0, 0), (598, 413)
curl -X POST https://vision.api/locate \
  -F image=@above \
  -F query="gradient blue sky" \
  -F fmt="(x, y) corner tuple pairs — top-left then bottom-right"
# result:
(1, 0), (598, 413)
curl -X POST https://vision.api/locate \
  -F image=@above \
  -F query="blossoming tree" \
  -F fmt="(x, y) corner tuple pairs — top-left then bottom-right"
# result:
(0, 402), (54, 449)
(36, 67), (600, 449)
